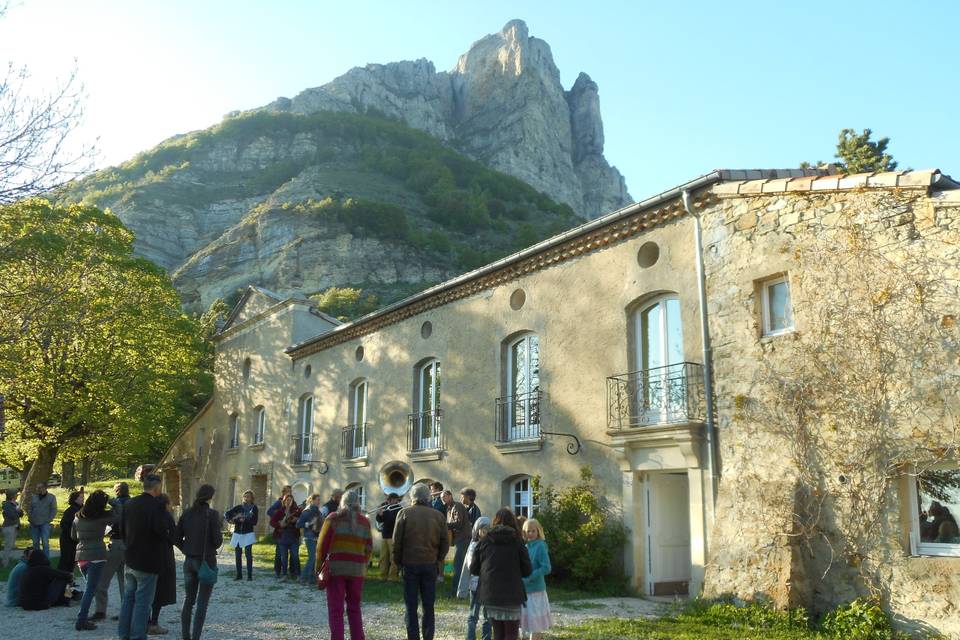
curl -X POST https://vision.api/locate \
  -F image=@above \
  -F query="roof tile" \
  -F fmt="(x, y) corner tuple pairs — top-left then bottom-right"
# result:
(811, 176), (841, 191)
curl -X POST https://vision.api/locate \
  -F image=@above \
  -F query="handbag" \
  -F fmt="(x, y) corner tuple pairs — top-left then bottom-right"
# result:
(197, 508), (219, 585)
(316, 558), (330, 591)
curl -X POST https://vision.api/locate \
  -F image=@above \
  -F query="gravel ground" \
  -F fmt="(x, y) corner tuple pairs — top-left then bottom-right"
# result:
(1, 549), (667, 640)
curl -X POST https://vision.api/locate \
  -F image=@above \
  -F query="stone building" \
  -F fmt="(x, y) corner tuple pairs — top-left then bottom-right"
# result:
(158, 168), (960, 637)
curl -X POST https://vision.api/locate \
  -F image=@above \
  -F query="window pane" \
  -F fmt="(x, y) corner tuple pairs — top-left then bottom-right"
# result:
(665, 298), (684, 366)
(355, 382), (366, 425)
(641, 303), (663, 370)
(512, 339), (526, 397)
(529, 336), (540, 392)
(917, 468), (960, 544)
(767, 280), (793, 332)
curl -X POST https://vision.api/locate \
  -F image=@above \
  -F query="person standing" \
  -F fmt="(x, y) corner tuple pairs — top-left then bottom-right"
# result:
(57, 488), (84, 573)
(469, 508), (532, 640)
(296, 494), (322, 585)
(457, 517), (492, 640)
(27, 483), (57, 558)
(317, 489), (373, 640)
(117, 474), (168, 640)
(175, 484), (222, 640)
(224, 490), (259, 581)
(460, 488), (481, 526)
(266, 485), (292, 577)
(147, 493), (178, 636)
(269, 493), (301, 580)
(443, 490), (470, 598)
(429, 482), (444, 514)
(519, 519), (552, 640)
(2, 489), (23, 567)
(374, 493), (401, 581)
(92, 481), (131, 621)
(71, 489), (115, 631)
(321, 488), (345, 518)
(392, 483), (448, 640)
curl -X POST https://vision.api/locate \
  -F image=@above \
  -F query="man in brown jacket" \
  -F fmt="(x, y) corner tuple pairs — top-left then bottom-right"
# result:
(442, 489), (471, 598)
(393, 483), (448, 640)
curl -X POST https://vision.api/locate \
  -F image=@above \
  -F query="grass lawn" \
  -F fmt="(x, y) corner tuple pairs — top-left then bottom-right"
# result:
(552, 617), (822, 640)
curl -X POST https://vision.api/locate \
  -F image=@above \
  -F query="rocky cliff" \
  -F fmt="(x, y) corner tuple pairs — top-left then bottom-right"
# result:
(266, 19), (631, 218)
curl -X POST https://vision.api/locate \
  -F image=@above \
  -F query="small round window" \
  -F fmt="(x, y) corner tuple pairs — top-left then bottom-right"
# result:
(242, 357), (251, 381)
(421, 321), (433, 339)
(637, 242), (660, 268)
(355, 346), (364, 362)
(304, 364), (312, 379)
(509, 288), (526, 310)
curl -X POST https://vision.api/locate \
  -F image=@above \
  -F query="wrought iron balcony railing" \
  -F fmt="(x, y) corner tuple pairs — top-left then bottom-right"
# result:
(407, 410), (444, 453)
(340, 423), (369, 460)
(290, 432), (314, 464)
(607, 362), (706, 431)
(495, 390), (542, 443)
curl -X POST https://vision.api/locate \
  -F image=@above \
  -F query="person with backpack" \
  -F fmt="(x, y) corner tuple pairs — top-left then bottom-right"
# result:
(296, 494), (322, 585)
(224, 490), (259, 581)
(175, 484), (222, 640)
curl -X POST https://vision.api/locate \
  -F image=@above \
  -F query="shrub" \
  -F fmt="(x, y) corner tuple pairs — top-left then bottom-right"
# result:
(311, 287), (381, 321)
(534, 466), (628, 585)
(821, 598), (909, 640)
(682, 598), (809, 631)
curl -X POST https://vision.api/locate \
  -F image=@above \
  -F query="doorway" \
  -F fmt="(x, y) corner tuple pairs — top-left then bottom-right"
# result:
(644, 471), (691, 596)
(251, 474), (268, 535)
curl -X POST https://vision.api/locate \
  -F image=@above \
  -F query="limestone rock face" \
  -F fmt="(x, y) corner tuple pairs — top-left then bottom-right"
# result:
(268, 19), (632, 218)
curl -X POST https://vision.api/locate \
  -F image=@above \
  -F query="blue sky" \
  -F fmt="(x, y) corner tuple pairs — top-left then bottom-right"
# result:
(2, 0), (956, 199)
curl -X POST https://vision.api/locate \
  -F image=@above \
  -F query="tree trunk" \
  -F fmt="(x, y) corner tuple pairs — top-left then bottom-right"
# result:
(80, 457), (90, 485)
(21, 445), (58, 516)
(62, 461), (75, 489)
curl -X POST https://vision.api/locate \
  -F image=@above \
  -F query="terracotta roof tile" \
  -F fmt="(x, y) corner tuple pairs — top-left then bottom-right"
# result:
(715, 170), (949, 197)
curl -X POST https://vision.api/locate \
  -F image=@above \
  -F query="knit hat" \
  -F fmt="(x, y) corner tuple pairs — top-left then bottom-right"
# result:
(196, 484), (215, 503)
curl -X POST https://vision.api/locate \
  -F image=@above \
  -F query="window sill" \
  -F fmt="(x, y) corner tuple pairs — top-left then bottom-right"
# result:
(341, 456), (369, 469)
(225, 448), (239, 455)
(913, 545), (960, 558)
(291, 463), (313, 472)
(248, 443), (265, 451)
(495, 439), (543, 455)
(408, 449), (443, 463)
(760, 328), (796, 342)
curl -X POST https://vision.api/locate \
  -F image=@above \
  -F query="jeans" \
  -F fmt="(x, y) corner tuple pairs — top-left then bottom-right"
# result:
(1, 525), (17, 565)
(302, 536), (317, 582)
(95, 540), (125, 614)
(76, 561), (104, 624)
(450, 539), (469, 597)
(277, 541), (300, 577)
(29, 523), (50, 557)
(326, 575), (365, 640)
(466, 589), (492, 640)
(403, 563), (438, 640)
(235, 545), (253, 579)
(118, 568), (158, 640)
(182, 558), (215, 640)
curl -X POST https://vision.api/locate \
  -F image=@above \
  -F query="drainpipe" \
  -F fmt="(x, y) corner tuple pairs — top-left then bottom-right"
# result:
(682, 190), (718, 521)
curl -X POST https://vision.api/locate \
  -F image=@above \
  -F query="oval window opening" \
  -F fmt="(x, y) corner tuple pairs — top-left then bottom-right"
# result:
(355, 346), (364, 362)
(510, 289), (526, 311)
(421, 321), (433, 339)
(637, 242), (660, 268)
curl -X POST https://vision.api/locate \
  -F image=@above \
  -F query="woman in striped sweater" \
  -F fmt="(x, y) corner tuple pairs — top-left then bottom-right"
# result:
(317, 489), (373, 640)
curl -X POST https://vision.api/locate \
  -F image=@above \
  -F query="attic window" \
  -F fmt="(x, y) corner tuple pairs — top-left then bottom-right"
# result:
(242, 357), (252, 381)
(304, 364), (312, 379)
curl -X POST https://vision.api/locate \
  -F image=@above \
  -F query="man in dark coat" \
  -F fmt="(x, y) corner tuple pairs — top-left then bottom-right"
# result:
(56, 488), (84, 573)
(117, 474), (168, 640)
(147, 493), (178, 635)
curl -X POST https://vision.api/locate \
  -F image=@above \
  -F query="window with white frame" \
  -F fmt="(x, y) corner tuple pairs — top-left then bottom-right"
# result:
(414, 360), (441, 450)
(296, 395), (314, 462)
(761, 275), (794, 336)
(511, 476), (537, 518)
(505, 334), (541, 441)
(253, 406), (266, 445)
(348, 380), (368, 458)
(910, 463), (960, 557)
(228, 413), (240, 449)
(345, 482), (365, 510)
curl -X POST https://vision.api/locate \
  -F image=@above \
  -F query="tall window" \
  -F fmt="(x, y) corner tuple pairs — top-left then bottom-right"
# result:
(196, 429), (205, 460)
(297, 395), (314, 462)
(345, 482), (365, 510)
(910, 463), (960, 557)
(512, 476), (536, 518)
(348, 380), (368, 458)
(415, 360), (441, 450)
(507, 334), (541, 440)
(229, 478), (237, 508)
(253, 407), (265, 445)
(761, 275), (794, 336)
(634, 296), (685, 420)
(228, 413), (240, 449)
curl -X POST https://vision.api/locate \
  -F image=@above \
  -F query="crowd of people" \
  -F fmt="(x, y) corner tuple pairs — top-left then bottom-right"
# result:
(2, 476), (554, 640)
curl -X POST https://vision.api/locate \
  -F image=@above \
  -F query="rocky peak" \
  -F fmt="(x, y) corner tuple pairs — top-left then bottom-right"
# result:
(265, 19), (631, 218)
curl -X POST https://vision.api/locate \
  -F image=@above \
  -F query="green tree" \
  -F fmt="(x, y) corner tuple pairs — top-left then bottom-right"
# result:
(311, 286), (381, 322)
(803, 128), (898, 174)
(0, 199), (205, 512)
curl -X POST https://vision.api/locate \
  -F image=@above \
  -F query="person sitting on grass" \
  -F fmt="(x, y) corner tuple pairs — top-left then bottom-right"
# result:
(19, 545), (74, 610)
(5, 547), (33, 608)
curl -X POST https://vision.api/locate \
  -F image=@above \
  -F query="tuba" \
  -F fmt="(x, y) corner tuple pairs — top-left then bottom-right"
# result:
(370, 461), (414, 531)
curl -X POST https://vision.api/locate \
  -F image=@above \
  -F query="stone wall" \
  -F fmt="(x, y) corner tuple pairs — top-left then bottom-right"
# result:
(701, 184), (960, 637)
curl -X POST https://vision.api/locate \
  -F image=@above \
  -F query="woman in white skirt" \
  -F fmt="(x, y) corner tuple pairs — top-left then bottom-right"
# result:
(224, 490), (259, 580)
(520, 519), (552, 640)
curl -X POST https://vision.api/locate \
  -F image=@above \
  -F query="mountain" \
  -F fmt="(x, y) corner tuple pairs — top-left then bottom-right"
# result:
(63, 19), (630, 310)
(266, 19), (631, 219)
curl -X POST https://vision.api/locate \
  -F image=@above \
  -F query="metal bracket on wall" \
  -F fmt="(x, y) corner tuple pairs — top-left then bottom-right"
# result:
(541, 430), (582, 455)
(316, 461), (330, 474)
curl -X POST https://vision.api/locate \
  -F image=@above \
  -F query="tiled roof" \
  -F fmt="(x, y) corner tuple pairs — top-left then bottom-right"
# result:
(713, 169), (959, 196)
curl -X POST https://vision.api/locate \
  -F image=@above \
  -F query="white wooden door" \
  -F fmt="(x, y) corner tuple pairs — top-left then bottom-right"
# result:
(645, 472), (691, 594)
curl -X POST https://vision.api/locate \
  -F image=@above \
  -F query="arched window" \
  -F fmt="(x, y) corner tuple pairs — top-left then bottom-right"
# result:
(295, 395), (314, 463)
(500, 333), (540, 441)
(510, 476), (537, 518)
(228, 413), (240, 449)
(412, 359), (441, 451)
(345, 482), (365, 510)
(632, 295), (685, 423)
(253, 406), (266, 445)
(346, 380), (368, 459)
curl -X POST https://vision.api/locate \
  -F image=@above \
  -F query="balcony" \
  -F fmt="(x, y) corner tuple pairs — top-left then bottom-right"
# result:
(290, 432), (313, 465)
(407, 410), (444, 461)
(340, 423), (369, 467)
(607, 362), (706, 431)
(495, 390), (544, 454)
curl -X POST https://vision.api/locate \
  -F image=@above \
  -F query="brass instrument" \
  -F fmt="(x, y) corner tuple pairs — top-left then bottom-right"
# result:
(368, 461), (414, 531)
